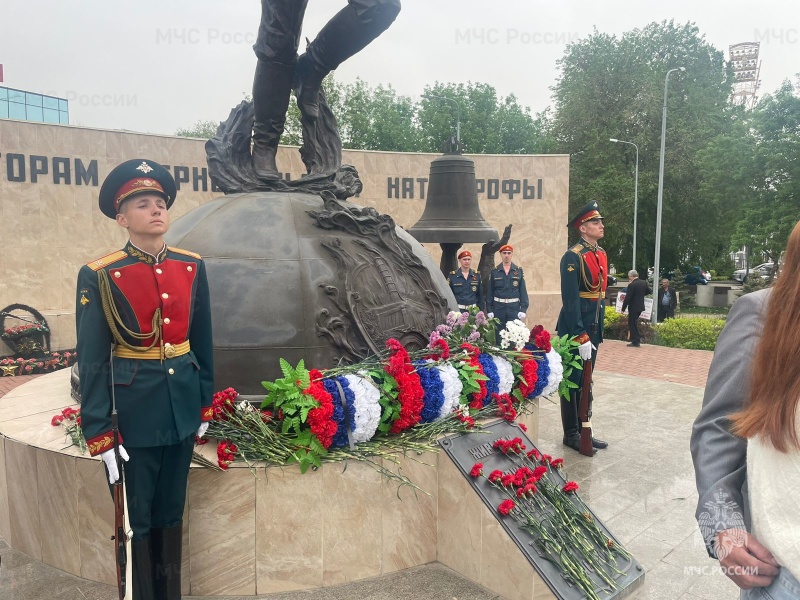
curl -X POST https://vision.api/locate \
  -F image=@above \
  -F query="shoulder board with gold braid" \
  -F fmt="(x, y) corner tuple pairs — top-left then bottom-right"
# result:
(86, 250), (127, 271)
(168, 247), (202, 259)
(569, 243), (583, 255)
(596, 244), (606, 252)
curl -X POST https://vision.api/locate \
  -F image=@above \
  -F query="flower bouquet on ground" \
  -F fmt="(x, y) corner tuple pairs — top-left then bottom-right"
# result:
(51, 407), (86, 453)
(1, 351), (78, 375)
(470, 436), (631, 600)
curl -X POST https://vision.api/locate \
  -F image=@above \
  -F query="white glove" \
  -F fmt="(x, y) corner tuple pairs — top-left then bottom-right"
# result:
(196, 422), (209, 439)
(487, 312), (494, 319)
(517, 312), (526, 320)
(100, 445), (130, 484)
(578, 341), (596, 361)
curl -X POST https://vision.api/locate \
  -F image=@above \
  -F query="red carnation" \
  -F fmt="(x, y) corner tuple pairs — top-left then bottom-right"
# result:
(541, 454), (553, 464)
(384, 340), (425, 434)
(550, 458), (564, 468)
(488, 470), (503, 483)
(456, 413), (476, 428)
(426, 338), (451, 360)
(527, 448), (541, 461)
(76, 416), (82, 426)
(518, 423), (527, 432)
(470, 463), (483, 478)
(500, 474), (515, 487)
(563, 481), (579, 494)
(530, 325), (544, 339)
(533, 466), (548, 479)
(51, 414), (63, 426)
(212, 387), (238, 421)
(517, 358), (539, 398)
(534, 330), (552, 353)
(217, 441), (238, 470)
(498, 499), (516, 516)
(305, 369), (337, 449)
(194, 435), (208, 445)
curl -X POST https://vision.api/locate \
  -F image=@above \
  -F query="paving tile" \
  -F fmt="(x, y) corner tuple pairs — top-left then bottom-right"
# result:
(626, 560), (699, 600)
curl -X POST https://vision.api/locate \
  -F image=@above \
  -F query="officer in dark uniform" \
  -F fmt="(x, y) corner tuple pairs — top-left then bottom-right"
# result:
(556, 200), (609, 453)
(486, 244), (529, 333)
(76, 159), (214, 600)
(446, 250), (485, 312)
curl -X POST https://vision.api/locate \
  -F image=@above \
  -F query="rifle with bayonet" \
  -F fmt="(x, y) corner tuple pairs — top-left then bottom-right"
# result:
(109, 349), (131, 600)
(578, 258), (604, 457)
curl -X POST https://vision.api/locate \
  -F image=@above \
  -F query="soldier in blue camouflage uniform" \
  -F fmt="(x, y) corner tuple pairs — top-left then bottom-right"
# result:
(487, 245), (529, 334)
(447, 250), (485, 312)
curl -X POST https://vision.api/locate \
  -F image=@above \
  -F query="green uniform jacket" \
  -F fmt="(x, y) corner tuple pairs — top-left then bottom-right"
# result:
(76, 242), (214, 456)
(556, 239), (609, 348)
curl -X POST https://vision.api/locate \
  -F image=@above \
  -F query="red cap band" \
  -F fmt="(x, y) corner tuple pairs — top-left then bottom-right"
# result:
(499, 245), (513, 253)
(114, 178), (167, 212)
(574, 210), (602, 229)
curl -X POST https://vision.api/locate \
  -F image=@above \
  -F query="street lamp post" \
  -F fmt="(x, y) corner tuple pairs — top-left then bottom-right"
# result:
(652, 67), (685, 325)
(609, 138), (639, 272)
(421, 94), (461, 144)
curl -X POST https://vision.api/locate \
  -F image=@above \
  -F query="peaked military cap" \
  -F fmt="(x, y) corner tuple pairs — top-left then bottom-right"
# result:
(567, 200), (603, 229)
(99, 159), (177, 219)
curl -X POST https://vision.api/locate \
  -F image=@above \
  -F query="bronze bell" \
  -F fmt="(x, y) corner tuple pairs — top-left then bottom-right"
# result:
(408, 147), (499, 245)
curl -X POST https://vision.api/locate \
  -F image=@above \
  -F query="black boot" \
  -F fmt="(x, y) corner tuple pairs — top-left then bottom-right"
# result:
(132, 536), (156, 600)
(252, 59), (295, 181)
(297, 1), (400, 120)
(560, 390), (580, 449)
(562, 390), (596, 455)
(151, 524), (183, 600)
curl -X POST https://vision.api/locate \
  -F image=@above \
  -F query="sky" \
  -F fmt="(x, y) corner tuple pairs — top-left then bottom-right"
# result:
(2, 0), (798, 135)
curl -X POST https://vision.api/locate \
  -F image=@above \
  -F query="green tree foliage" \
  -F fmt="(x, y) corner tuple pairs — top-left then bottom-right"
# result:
(176, 78), (551, 154)
(697, 79), (800, 268)
(175, 120), (220, 139)
(547, 21), (734, 272)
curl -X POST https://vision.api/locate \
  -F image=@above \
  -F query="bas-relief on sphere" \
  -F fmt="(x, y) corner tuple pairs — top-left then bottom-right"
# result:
(166, 191), (456, 398)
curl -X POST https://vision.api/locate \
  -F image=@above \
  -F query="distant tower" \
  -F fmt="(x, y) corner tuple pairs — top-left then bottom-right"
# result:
(729, 42), (761, 110)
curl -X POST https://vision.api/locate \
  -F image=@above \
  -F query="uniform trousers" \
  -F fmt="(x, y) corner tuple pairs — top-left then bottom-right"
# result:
(106, 436), (195, 541)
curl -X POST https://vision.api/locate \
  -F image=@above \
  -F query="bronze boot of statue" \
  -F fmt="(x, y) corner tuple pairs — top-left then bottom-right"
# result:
(252, 59), (295, 181)
(295, 0), (401, 121)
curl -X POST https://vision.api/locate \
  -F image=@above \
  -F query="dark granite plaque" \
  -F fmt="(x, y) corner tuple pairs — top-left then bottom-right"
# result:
(439, 420), (645, 599)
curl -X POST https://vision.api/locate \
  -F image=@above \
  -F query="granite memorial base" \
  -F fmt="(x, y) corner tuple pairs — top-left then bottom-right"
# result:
(0, 370), (565, 599)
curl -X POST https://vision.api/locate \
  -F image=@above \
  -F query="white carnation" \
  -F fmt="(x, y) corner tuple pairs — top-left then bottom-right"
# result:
(435, 362), (463, 420)
(343, 373), (381, 443)
(540, 348), (564, 398)
(492, 355), (514, 395)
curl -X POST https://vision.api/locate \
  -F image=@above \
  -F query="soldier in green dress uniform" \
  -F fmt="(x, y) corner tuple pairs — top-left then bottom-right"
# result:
(556, 200), (609, 454)
(76, 159), (214, 600)
(446, 250), (485, 312)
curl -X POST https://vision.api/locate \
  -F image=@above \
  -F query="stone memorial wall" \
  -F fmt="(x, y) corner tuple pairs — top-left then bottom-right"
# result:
(0, 119), (569, 350)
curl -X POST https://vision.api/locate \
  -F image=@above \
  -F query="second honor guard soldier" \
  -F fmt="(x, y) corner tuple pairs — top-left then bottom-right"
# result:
(76, 159), (214, 599)
(556, 201), (609, 453)
(447, 250), (485, 312)
(487, 244), (529, 333)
